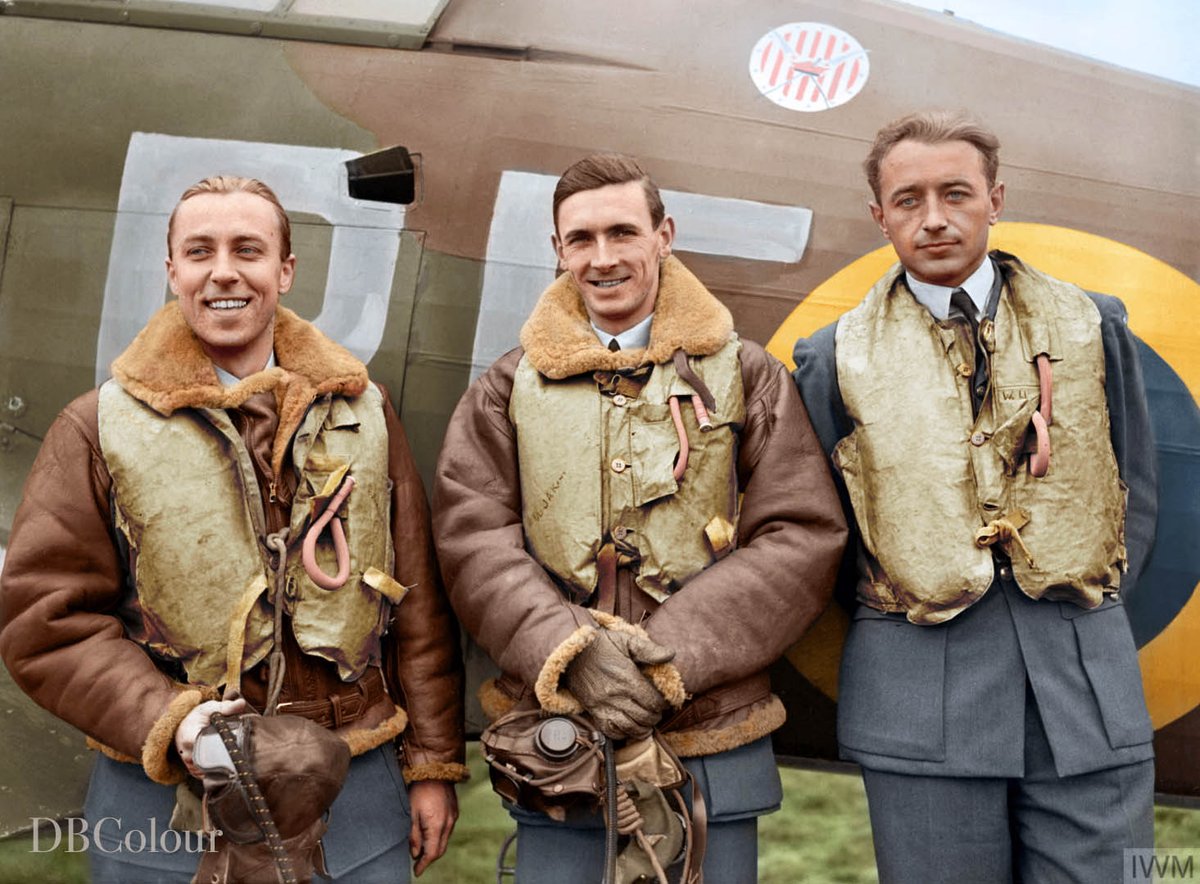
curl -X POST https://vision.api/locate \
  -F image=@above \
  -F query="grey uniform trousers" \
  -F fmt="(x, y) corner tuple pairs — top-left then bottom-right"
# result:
(861, 682), (1154, 883)
(838, 575), (1155, 883)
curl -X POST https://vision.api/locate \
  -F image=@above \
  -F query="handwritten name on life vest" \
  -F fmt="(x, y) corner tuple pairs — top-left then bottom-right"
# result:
(996, 386), (1037, 401)
(528, 472), (566, 524)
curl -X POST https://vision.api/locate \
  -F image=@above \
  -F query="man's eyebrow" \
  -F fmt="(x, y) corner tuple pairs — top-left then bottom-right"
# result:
(232, 233), (269, 245)
(886, 177), (977, 200)
(886, 184), (920, 201)
(176, 233), (215, 250)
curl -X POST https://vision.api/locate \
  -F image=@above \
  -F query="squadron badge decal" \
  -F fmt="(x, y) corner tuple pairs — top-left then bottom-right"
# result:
(749, 22), (869, 112)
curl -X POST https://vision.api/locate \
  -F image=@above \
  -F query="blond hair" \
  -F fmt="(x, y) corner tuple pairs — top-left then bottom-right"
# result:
(167, 176), (291, 257)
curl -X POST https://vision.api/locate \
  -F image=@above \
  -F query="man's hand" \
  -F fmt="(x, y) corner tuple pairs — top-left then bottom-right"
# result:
(174, 697), (248, 778)
(566, 630), (674, 740)
(409, 780), (458, 876)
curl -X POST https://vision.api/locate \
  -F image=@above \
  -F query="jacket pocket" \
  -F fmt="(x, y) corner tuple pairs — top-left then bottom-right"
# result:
(693, 735), (782, 820)
(324, 398), (362, 431)
(1070, 599), (1154, 749)
(837, 606), (947, 761)
(1058, 592), (1122, 619)
(629, 402), (679, 507)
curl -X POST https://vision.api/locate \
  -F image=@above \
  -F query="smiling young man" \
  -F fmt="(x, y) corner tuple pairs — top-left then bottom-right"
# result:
(433, 153), (845, 881)
(793, 111), (1158, 882)
(0, 176), (466, 882)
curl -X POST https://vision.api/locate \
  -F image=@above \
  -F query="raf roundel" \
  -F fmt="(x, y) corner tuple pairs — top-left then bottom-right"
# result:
(749, 22), (870, 113)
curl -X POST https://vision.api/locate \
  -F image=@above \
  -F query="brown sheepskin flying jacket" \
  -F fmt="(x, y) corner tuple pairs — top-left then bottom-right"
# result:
(433, 257), (847, 757)
(0, 303), (467, 786)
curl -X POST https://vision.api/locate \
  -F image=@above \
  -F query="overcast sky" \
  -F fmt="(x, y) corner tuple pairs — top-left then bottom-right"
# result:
(899, 0), (1199, 88)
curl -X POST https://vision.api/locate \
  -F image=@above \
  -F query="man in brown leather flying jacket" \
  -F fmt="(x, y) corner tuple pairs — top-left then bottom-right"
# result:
(793, 110), (1157, 883)
(433, 153), (846, 882)
(0, 176), (466, 882)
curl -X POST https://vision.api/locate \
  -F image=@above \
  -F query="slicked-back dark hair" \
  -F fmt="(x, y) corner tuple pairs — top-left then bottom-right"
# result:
(553, 153), (665, 230)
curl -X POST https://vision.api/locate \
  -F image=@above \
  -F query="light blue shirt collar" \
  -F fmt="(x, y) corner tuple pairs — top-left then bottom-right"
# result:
(592, 312), (654, 351)
(905, 258), (994, 322)
(214, 352), (276, 387)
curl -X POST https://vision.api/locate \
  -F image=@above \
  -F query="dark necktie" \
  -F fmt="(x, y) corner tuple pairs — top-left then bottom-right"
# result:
(949, 288), (978, 339)
(949, 288), (988, 415)
(607, 338), (621, 352)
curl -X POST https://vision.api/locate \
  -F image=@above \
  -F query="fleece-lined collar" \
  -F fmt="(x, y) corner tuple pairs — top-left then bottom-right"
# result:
(519, 256), (734, 379)
(111, 301), (368, 479)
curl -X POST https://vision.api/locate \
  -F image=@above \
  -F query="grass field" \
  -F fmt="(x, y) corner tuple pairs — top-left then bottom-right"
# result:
(2, 745), (1197, 883)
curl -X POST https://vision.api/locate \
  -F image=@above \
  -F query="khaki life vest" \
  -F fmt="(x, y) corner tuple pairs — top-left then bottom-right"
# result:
(98, 381), (397, 685)
(833, 255), (1127, 624)
(509, 338), (746, 603)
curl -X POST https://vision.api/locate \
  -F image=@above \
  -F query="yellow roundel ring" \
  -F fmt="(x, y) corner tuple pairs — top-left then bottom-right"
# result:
(768, 222), (1200, 729)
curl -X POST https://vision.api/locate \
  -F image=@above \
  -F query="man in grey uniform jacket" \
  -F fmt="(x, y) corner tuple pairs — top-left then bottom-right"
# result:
(792, 110), (1157, 882)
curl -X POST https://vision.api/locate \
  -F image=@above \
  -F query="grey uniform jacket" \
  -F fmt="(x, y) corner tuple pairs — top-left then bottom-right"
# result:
(793, 280), (1157, 779)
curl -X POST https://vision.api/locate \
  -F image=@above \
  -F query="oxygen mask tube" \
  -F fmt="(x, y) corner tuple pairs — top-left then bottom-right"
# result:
(604, 734), (618, 884)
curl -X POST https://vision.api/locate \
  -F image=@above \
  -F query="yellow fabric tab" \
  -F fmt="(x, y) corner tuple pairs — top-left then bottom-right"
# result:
(363, 567), (411, 605)
(704, 515), (736, 557)
(225, 574), (270, 693)
(318, 462), (351, 498)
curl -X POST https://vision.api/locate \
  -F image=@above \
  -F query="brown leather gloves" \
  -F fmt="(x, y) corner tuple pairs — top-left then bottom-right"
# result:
(565, 630), (675, 740)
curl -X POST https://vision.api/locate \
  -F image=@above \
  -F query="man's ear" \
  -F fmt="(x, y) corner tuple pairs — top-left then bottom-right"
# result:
(988, 181), (1006, 225)
(551, 232), (565, 268)
(165, 257), (179, 296)
(869, 202), (890, 240)
(657, 215), (676, 258)
(277, 254), (297, 295)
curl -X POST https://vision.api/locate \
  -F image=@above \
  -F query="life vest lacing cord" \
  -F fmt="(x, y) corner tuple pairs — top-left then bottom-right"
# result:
(614, 786), (671, 884)
(264, 530), (291, 715)
(975, 518), (1036, 569)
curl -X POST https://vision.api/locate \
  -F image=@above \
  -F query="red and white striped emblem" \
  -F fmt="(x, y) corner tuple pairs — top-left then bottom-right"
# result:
(749, 22), (870, 112)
